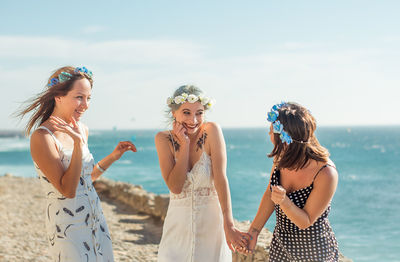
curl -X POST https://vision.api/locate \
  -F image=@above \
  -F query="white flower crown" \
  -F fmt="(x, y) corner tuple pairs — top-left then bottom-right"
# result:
(167, 93), (215, 109)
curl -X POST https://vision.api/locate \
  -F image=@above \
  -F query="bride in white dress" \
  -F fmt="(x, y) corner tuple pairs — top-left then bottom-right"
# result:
(155, 85), (248, 262)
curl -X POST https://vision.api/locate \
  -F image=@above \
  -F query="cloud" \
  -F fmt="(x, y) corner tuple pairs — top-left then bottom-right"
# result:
(0, 36), (204, 65)
(1, 35), (399, 129)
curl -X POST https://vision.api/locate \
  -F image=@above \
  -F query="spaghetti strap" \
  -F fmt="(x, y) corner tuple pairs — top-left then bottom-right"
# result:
(36, 126), (62, 151)
(313, 164), (336, 181)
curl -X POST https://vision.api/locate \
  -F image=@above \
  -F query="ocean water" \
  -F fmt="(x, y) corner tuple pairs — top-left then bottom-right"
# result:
(1, 126), (399, 261)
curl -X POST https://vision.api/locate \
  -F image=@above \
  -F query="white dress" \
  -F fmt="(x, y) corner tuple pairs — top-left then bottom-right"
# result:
(34, 125), (114, 262)
(157, 133), (231, 262)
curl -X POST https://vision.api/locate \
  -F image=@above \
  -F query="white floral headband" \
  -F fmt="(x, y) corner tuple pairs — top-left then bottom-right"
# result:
(167, 93), (215, 109)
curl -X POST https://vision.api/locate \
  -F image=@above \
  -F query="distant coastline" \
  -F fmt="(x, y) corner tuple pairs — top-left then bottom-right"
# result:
(0, 130), (24, 138)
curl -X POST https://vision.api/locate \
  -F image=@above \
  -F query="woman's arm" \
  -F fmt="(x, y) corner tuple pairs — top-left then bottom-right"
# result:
(155, 124), (190, 194)
(91, 140), (136, 181)
(241, 167), (276, 253)
(77, 124), (136, 181)
(271, 165), (338, 229)
(30, 118), (84, 198)
(207, 122), (247, 251)
(207, 122), (232, 225)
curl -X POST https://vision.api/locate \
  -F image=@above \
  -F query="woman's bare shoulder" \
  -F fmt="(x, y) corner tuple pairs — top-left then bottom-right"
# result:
(155, 130), (172, 143)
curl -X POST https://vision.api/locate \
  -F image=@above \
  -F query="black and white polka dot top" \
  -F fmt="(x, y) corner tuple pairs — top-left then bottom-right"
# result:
(269, 165), (339, 262)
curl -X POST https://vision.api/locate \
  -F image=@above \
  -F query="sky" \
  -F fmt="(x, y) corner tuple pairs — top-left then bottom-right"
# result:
(1, 0), (399, 130)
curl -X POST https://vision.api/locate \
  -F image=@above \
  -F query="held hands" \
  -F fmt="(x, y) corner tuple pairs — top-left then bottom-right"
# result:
(111, 141), (137, 161)
(236, 227), (259, 255)
(224, 224), (250, 253)
(49, 116), (83, 143)
(271, 185), (287, 205)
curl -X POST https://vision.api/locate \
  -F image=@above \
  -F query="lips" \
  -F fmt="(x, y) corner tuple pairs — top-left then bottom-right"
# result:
(75, 110), (85, 116)
(183, 123), (199, 130)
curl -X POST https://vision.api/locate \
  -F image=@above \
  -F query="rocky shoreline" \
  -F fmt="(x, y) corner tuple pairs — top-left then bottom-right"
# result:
(0, 174), (352, 261)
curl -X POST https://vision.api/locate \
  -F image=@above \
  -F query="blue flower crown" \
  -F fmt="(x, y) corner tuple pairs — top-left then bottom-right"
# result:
(267, 102), (309, 145)
(47, 66), (93, 88)
(267, 102), (293, 145)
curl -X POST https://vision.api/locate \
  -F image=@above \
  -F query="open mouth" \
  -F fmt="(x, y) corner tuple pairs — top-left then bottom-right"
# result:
(183, 123), (199, 130)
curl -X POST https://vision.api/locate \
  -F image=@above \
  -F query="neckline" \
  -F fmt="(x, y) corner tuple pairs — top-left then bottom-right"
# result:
(275, 169), (313, 195)
(188, 151), (210, 174)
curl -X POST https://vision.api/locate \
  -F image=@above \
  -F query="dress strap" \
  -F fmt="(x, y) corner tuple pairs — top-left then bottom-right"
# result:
(313, 164), (336, 181)
(36, 126), (62, 151)
(168, 131), (177, 161)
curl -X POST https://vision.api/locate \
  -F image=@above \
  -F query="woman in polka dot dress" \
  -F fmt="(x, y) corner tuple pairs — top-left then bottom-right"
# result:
(241, 102), (339, 262)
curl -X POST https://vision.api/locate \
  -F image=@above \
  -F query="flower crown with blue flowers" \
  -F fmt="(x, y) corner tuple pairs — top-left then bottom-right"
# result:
(47, 67), (93, 88)
(267, 102), (308, 145)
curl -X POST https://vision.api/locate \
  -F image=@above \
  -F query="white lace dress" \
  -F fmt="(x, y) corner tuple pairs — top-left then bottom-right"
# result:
(34, 125), (114, 261)
(157, 134), (231, 262)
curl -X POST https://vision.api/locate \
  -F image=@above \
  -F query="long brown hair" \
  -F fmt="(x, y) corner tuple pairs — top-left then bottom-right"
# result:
(268, 102), (329, 170)
(16, 66), (93, 136)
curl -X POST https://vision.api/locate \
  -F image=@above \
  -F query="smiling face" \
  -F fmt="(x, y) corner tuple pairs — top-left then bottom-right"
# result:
(56, 78), (92, 122)
(173, 101), (205, 135)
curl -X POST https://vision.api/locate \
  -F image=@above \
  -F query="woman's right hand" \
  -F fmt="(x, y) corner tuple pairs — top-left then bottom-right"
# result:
(246, 229), (259, 254)
(237, 228), (259, 255)
(49, 116), (83, 144)
(172, 121), (189, 146)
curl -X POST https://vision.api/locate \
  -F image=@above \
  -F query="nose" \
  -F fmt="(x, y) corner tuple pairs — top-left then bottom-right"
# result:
(82, 98), (89, 109)
(191, 115), (198, 124)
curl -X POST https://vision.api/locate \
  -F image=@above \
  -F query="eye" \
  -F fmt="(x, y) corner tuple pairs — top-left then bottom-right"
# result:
(197, 111), (204, 116)
(183, 111), (190, 115)
(76, 96), (83, 99)
(87, 97), (91, 101)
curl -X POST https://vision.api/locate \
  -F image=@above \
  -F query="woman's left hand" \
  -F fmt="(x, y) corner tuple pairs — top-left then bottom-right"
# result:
(111, 141), (137, 161)
(271, 185), (287, 205)
(224, 225), (249, 252)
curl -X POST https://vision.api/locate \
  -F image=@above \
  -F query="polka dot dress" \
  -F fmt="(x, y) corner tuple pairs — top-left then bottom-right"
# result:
(269, 165), (339, 262)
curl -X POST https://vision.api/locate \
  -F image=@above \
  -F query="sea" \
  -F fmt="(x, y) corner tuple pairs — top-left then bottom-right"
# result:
(1, 126), (399, 262)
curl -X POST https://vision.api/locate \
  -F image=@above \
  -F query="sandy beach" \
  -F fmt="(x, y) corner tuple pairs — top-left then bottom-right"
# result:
(0, 174), (352, 262)
(0, 174), (162, 261)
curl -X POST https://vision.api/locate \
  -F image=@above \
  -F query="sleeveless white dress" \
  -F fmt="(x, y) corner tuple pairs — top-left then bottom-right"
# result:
(157, 133), (231, 262)
(34, 125), (114, 262)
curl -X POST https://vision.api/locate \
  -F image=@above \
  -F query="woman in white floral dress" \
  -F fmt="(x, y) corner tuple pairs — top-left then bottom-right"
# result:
(18, 66), (136, 261)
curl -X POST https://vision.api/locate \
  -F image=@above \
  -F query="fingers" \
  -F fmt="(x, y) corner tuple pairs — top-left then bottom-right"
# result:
(227, 241), (235, 252)
(118, 141), (137, 152)
(71, 117), (78, 128)
(173, 121), (188, 140)
(272, 185), (285, 193)
(239, 234), (248, 247)
(271, 185), (286, 205)
(50, 116), (70, 126)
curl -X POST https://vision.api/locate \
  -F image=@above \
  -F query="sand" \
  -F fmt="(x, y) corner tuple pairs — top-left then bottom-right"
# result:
(0, 175), (162, 262)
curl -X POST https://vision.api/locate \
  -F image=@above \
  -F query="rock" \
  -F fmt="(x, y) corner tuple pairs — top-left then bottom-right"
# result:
(93, 177), (353, 262)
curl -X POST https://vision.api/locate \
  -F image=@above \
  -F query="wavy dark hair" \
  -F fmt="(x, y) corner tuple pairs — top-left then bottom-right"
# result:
(15, 66), (93, 136)
(268, 102), (329, 170)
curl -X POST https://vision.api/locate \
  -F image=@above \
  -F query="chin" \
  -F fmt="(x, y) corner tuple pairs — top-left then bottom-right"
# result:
(73, 113), (83, 121)
(186, 128), (199, 135)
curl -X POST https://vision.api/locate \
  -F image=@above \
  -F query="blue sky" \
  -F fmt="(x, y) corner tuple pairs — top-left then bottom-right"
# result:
(1, 1), (399, 129)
